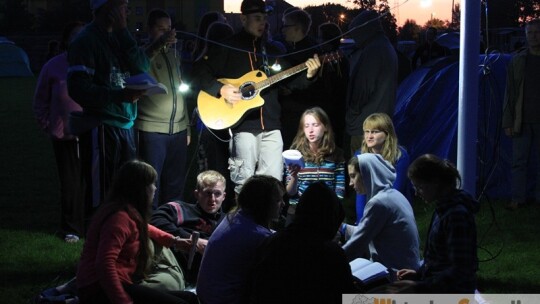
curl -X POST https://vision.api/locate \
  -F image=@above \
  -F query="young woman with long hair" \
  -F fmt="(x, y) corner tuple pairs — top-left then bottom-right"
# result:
(285, 107), (345, 224)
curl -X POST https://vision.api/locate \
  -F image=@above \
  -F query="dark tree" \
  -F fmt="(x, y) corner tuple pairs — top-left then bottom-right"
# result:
(482, 0), (540, 28)
(398, 19), (421, 41)
(351, 0), (377, 10)
(304, 4), (360, 35)
(36, 0), (92, 32)
(349, 0), (398, 44)
(0, 0), (35, 34)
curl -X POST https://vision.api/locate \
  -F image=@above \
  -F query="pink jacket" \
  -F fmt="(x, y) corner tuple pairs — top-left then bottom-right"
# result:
(77, 205), (176, 304)
(32, 52), (82, 140)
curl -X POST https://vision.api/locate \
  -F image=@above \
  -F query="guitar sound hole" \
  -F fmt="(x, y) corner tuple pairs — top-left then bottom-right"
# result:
(240, 83), (256, 100)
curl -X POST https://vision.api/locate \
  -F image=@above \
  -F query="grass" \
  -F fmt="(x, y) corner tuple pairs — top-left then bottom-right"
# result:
(0, 78), (539, 304)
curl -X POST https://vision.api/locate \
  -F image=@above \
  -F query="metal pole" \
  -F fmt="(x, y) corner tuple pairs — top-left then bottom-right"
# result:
(457, 0), (481, 195)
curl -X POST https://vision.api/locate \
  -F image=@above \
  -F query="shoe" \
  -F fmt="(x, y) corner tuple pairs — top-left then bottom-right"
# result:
(504, 202), (520, 210)
(64, 234), (80, 243)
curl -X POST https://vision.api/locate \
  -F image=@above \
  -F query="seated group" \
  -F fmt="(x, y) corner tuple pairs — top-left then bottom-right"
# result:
(75, 150), (479, 304)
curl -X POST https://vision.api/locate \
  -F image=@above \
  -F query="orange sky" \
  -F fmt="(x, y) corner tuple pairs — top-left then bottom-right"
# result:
(224, 0), (458, 27)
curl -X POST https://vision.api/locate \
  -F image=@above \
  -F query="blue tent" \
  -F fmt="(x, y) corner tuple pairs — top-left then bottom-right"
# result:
(394, 53), (514, 199)
(0, 37), (33, 77)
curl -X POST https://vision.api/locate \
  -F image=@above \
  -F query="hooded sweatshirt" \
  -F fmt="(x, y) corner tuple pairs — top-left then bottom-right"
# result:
(345, 10), (397, 136)
(343, 153), (420, 271)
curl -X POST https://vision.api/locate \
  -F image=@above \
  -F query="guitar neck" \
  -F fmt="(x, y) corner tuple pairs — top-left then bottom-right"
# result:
(252, 51), (340, 91)
(254, 62), (307, 91)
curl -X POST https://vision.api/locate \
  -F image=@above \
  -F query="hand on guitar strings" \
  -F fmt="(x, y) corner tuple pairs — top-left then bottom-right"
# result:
(305, 54), (321, 79)
(220, 84), (242, 105)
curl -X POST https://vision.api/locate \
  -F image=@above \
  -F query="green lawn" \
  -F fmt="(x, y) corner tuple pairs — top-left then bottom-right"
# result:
(0, 77), (539, 303)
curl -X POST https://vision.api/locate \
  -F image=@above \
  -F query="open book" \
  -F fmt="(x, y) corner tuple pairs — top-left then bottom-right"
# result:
(282, 149), (305, 168)
(124, 73), (168, 96)
(350, 258), (389, 284)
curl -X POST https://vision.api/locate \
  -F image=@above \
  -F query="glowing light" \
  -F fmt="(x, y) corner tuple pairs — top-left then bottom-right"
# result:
(420, 0), (432, 8)
(178, 83), (189, 93)
(271, 63), (282, 71)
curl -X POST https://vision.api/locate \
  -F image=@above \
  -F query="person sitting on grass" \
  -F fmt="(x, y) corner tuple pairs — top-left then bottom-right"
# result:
(150, 170), (226, 285)
(389, 154), (479, 293)
(76, 160), (197, 304)
(196, 175), (285, 304)
(251, 182), (356, 304)
(342, 153), (420, 272)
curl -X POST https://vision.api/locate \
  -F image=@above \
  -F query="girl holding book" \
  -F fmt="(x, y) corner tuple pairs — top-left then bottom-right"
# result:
(285, 107), (345, 224)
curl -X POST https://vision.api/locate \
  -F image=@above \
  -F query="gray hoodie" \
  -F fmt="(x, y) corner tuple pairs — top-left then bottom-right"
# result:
(343, 153), (420, 271)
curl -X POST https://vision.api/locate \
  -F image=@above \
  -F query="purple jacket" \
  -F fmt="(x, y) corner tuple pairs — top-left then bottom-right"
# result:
(33, 52), (82, 140)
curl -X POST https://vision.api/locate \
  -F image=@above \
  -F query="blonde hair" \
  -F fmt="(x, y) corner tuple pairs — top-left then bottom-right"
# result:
(196, 170), (226, 190)
(291, 107), (342, 164)
(361, 113), (401, 165)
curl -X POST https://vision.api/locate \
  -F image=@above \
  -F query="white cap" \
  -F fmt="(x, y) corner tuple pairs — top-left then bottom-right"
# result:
(90, 0), (108, 10)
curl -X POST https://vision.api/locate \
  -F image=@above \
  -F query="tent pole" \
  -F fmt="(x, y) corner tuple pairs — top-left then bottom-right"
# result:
(457, 0), (481, 196)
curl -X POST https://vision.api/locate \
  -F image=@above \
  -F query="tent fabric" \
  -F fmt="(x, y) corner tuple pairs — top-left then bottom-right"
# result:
(394, 53), (514, 200)
(0, 38), (33, 77)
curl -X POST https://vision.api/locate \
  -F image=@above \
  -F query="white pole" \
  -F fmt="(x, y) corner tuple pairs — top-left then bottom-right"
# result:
(457, 0), (481, 195)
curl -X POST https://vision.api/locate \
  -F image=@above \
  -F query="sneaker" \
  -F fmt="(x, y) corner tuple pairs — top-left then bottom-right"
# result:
(504, 202), (520, 210)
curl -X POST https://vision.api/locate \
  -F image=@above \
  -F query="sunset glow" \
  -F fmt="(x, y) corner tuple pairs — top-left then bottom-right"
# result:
(224, 0), (458, 27)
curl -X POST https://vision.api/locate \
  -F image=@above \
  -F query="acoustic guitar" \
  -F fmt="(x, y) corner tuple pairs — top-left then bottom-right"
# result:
(197, 51), (342, 130)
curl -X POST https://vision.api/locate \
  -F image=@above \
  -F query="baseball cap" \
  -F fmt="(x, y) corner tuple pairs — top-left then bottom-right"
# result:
(90, 0), (109, 11)
(241, 0), (273, 15)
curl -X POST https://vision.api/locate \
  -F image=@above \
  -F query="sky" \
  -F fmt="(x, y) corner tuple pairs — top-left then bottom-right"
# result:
(224, 0), (459, 27)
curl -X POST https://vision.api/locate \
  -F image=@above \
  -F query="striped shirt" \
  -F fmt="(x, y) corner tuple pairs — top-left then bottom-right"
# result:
(286, 159), (345, 205)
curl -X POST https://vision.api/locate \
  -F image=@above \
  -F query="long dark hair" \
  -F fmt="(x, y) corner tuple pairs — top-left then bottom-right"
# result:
(100, 160), (157, 278)
(408, 154), (461, 189)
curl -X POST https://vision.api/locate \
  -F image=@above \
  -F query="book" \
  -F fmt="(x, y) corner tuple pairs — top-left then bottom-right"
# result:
(349, 258), (389, 284)
(124, 73), (168, 96)
(282, 149), (305, 168)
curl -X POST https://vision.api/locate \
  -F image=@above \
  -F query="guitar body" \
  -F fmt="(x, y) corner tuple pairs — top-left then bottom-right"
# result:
(197, 51), (342, 130)
(197, 70), (268, 130)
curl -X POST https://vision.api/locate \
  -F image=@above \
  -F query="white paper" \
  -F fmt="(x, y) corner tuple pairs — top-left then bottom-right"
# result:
(124, 73), (168, 96)
(282, 149), (305, 168)
(349, 258), (389, 282)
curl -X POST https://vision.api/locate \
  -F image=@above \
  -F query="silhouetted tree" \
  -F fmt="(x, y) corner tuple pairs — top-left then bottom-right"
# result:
(398, 19), (421, 41)
(0, 0), (35, 34)
(36, 0), (92, 32)
(424, 18), (447, 30)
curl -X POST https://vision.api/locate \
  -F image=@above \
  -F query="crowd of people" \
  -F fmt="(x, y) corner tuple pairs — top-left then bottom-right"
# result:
(35, 0), (540, 302)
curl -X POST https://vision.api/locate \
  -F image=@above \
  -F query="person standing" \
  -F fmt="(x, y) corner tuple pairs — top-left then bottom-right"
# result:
(191, 0), (321, 195)
(278, 9), (319, 148)
(411, 27), (448, 69)
(345, 10), (397, 156)
(136, 9), (190, 208)
(502, 19), (540, 210)
(67, 0), (149, 227)
(33, 21), (85, 242)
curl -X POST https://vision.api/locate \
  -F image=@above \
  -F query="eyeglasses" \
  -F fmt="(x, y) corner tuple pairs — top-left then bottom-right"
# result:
(201, 190), (224, 198)
(363, 129), (384, 135)
(281, 24), (296, 30)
